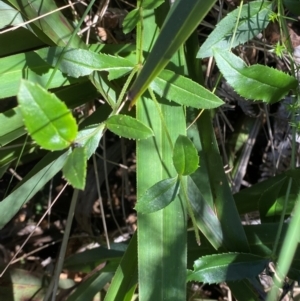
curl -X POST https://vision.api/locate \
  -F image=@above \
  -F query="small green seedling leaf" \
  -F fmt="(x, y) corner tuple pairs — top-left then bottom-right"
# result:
(106, 115), (154, 140)
(135, 177), (180, 214)
(198, 1), (271, 58)
(173, 135), (199, 175)
(213, 48), (298, 103)
(151, 70), (224, 109)
(37, 47), (134, 80)
(122, 9), (139, 34)
(17, 80), (77, 151)
(63, 147), (87, 190)
(187, 253), (269, 284)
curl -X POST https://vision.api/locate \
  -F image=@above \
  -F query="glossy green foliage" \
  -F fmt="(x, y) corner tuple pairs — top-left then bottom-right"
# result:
(1, 0), (300, 299)
(151, 70), (224, 109)
(187, 253), (269, 284)
(106, 115), (154, 140)
(38, 47), (134, 80)
(198, 1), (271, 58)
(135, 177), (180, 213)
(17, 80), (78, 151)
(213, 48), (298, 103)
(173, 135), (199, 175)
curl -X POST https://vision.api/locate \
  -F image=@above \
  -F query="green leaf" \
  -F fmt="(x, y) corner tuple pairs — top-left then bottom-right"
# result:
(142, 0), (164, 9)
(104, 233), (138, 301)
(17, 80), (78, 151)
(198, 1), (271, 58)
(106, 115), (154, 140)
(127, 0), (216, 103)
(75, 124), (104, 159)
(0, 49), (82, 99)
(151, 70), (224, 109)
(213, 48), (298, 103)
(0, 1), (25, 28)
(135, 177), (180, 214)
(187, 253), (269, 284)
(63, 147), (87, 190)
(173, 135), (199, 175)
(122, 9), (139, 34)
(187, 176), (223, 250)
(37, 47), (134, 80)
(234, 169), (300, 216)
(0, 151), (68, 229)
(64, 243), (127, 272)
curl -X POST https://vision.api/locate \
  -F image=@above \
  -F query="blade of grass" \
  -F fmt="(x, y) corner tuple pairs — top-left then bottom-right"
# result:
(136, 2), (187, 299)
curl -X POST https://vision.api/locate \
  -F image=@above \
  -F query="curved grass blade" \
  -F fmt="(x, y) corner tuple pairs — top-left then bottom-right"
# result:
(0, 151), (69, 229)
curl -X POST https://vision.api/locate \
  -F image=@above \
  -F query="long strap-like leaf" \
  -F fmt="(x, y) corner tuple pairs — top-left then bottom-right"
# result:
(136, 4), (187, 300)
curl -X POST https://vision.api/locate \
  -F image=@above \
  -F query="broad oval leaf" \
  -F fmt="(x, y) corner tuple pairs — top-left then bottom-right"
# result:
(135, 177), (180, 214)
(17, 80), (78, 151)
(37, 47), (134, 80)
(151, 70), (224, 109)
(122, 9), (139, 34)
(173, 135), (199, 175)
(213, 48), (298, 103)
(63, 147), (87, 190)
(198, 1), (271, 58)
(106, 115), (154, 140)
(187, 253), (269, 284)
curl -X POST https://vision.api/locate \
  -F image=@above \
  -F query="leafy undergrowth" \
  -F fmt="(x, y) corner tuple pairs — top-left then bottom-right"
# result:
(1, 0), (300, 300)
